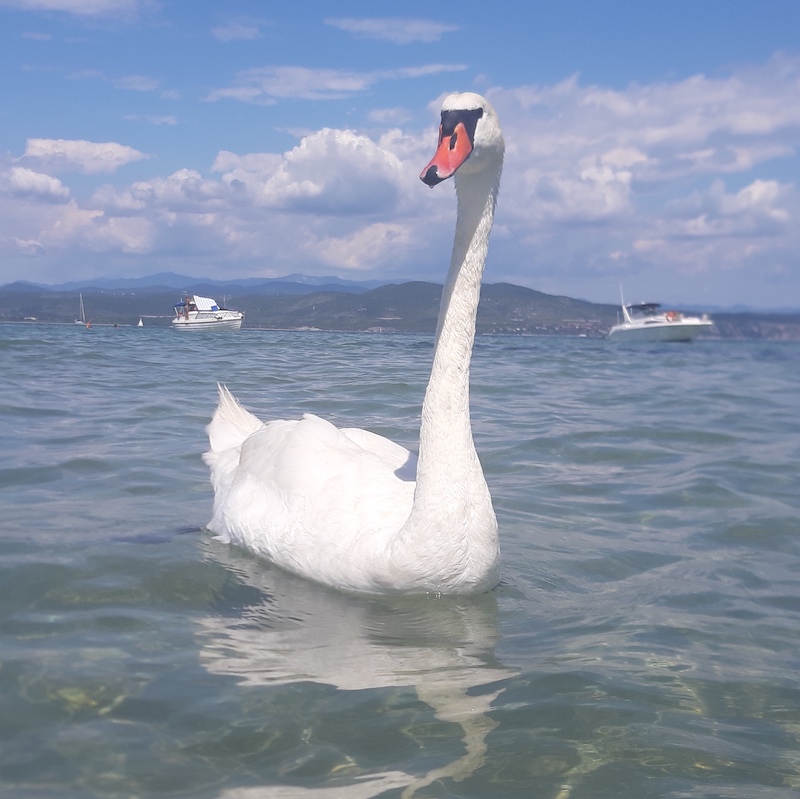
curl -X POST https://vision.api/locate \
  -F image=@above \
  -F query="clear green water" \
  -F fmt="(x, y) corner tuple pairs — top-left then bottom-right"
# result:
(1, 324), (799, 798)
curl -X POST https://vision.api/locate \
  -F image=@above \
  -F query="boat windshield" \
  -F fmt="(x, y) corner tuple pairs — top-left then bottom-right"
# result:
(627, 303), (661, 318)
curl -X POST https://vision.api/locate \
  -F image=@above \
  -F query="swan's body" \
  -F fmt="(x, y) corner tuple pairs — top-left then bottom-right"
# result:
(204, 92), (505, 594)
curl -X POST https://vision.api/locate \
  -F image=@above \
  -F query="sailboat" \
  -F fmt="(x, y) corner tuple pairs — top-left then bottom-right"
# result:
(74, 294), (88, 326)
(137, 318), (144, 327)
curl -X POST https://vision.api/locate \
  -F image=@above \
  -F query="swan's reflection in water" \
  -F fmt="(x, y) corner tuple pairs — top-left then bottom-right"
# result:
(197, 544), (517, 798)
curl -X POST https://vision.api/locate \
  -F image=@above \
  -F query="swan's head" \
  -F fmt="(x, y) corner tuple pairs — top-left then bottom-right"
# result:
(420, 92), (504, 188)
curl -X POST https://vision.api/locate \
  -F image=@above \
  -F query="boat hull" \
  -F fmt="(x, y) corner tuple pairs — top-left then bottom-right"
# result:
(171, 315), (243, 331)
(607, 321), (713, 342)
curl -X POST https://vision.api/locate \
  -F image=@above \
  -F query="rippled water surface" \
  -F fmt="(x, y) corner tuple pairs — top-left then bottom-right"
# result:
(1, 322), (799, 798)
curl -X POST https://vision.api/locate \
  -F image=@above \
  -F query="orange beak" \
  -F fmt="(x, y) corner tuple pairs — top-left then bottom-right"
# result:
(420, 121), (475, 187)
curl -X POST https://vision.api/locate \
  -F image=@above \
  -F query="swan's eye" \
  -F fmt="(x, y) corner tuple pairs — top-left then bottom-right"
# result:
(440, 108), (484, 147)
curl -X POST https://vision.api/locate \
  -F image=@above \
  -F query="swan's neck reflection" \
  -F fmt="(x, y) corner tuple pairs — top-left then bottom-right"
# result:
(199, 545), (515, 798)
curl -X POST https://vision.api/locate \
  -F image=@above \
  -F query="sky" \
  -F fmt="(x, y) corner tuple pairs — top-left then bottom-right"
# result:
(2, 1), (800, 308)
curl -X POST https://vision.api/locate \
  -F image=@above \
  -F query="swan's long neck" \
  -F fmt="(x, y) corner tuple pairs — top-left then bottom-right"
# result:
(421, 169), (498, 472)
(412, 164), (501, 526)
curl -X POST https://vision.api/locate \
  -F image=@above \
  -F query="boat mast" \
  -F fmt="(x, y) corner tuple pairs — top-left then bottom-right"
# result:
(619, 284), (633, 324)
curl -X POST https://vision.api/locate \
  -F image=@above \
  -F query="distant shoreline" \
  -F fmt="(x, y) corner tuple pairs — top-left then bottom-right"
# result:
(2, 283), (799, 340)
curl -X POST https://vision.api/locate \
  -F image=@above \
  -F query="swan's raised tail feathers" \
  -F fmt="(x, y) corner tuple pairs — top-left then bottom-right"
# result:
(206, 384), (263, 453)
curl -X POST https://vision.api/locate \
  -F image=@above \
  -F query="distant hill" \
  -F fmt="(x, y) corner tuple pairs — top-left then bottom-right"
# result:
(4, 272), (398, 296)
(1, 277), (798, 339)
(0, 280), (621, 335)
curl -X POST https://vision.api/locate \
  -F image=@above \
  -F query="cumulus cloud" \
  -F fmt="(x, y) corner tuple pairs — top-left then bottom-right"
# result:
(207, 64), (467, 103)
(665, 178), (792, 239)
(263, 129), (404, 215)
(316, 223), (413, 271)
(489, 55), (800, 255)
(93, 169), (227, 212)
(1, 196), (153, 257)
(4, 125), (428, 275)
(1, 166), (70, 201)
(325, 17), (460, 44)
(501, 59), (798, 172)
(37, 201), (153, 253)
(212, 129), (407, 217)
(211, 151), (283, 175)
(22, 138), (149, 174)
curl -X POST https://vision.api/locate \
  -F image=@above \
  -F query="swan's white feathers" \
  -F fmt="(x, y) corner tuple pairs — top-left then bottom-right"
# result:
(205, 402), (418, 592)
(339, 426), (417, 477)
(203, 385), (265, 512)
(204, 92), (504, 594)
(206, 384), (263, 452)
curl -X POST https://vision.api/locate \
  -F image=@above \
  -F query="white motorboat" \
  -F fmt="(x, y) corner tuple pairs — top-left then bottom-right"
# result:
(171, 295), (244, 331)
(607, 299), (713, 342)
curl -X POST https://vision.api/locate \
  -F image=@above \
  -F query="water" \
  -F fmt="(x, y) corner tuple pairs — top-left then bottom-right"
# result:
(1, 322), (799, 799)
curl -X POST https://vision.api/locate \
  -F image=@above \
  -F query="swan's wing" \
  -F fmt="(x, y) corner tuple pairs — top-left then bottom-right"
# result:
(207, 410), (416, 588)
(340, 426), (417, 481)
(237, 414), (413, 501)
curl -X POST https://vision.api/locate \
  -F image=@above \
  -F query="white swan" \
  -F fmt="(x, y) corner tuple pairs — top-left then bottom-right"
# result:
(204, 92), (505, 594)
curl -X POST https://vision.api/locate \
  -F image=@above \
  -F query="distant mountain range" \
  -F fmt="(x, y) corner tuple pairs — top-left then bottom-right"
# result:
(1, 274), (799, 339)
(2, 273), (797, 313)
(1, 272), (400, 296)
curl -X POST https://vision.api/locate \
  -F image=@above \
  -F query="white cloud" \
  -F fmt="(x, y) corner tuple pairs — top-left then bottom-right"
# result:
(214, 129), (406, 217)
(125, 114), (177, 126)
(13, 237), (46, 255)
(267, 129), (403, 215)
(22, 138), (149, 174)
(206, 64), (467, 103)
(93, 169), (227, 212)
(316, 223), (413, 271)
(211, 151), (283, 175)
(224, 66), (373, 102)
(112, 74), (160, 92)
(0, 196), (153, 256)
(37, 201), (153, 253)
(211, 22), (262, 42)
(325, 17), (460, 44)
(497, 61), (800, 197)
(0, 126), (429, 276)
(0, 0), (152, 16)
(1, 166), (70, 201)
(368, 107), (412, 126)
(487, 54), (800, 256)
(665, 178), (792, 239)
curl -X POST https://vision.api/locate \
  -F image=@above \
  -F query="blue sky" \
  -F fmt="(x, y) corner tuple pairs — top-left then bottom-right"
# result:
(2, 1), (800, 308)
